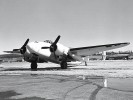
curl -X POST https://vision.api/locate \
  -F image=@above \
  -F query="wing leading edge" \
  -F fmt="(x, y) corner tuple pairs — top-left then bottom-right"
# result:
(70, 42), (130, 57)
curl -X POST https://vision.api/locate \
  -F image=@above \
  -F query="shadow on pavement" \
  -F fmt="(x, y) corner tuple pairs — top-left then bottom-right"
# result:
(3, 66), (75, 71)
(0, 90), (53, 100)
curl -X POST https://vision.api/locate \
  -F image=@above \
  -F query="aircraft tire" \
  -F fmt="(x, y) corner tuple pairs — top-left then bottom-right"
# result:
(31, 62), (37, 71)
(61, 61), (67, 69)
(85, 61), (87, 66)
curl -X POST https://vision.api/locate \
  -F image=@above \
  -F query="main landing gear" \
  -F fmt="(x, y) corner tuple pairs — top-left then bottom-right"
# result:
(30, 54), (68, 70)
(61, 61), (67, 69)
(60, 54), (68, 69)
(30, 61), (67, 70)
(31, 62), (37, 71)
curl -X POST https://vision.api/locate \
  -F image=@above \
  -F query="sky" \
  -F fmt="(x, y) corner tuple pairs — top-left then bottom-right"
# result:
(0, 0), (133, 54)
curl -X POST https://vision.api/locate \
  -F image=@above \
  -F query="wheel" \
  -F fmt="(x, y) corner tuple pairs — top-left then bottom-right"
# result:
(60, 54), (67, 69)
(85, 61), (87, 66)
(61, 61), (67, 69)
(31, 62), (37, 71)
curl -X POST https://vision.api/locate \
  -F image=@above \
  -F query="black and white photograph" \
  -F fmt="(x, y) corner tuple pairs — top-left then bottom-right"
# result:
(0, 0), (133, 100)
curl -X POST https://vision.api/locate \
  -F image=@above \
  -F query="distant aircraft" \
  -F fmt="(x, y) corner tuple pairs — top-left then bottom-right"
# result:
(4, 35), (130, 70)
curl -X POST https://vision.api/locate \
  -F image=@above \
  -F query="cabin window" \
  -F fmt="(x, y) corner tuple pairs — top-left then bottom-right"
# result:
(34, 41), (38, 43)
(44, 40), (53, 44)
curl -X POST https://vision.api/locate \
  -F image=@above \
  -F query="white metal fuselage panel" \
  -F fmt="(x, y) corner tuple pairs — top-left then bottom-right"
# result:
(24, 41), (70, 63)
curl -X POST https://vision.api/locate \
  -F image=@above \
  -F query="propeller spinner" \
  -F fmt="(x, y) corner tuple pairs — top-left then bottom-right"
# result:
(42, 35), (61, 59)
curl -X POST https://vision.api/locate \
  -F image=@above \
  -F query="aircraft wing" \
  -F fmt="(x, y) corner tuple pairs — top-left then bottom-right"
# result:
(4, 50), (21, 53)
(0, 53), (23, 58)
(70, 42), (130, 57)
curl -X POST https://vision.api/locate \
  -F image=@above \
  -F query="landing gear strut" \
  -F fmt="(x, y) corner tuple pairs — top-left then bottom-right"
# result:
(31, 62), (37, 71)
(60, 54), (67, 69)
(61, 61), (67, 69)
(85, 61), (87, 66)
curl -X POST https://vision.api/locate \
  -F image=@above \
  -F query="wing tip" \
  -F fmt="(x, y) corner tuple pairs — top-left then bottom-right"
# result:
(122, 42), (130, 45)
(3, 51), (12, 53)
(114, 42), (130, 47)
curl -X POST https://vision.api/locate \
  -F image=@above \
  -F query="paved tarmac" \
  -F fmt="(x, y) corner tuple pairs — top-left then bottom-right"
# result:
(0, 61), (133, 100)
(0, 74), (133, 100)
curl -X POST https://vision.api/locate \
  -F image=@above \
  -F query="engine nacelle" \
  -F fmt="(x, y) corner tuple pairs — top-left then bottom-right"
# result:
(55, 43), (70, 55)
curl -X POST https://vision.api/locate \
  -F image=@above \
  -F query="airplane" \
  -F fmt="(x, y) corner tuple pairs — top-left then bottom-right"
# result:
(4, 35), (130, 70)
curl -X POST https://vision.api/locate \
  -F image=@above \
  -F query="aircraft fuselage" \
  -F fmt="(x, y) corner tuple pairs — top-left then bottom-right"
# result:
(24, 41), (70, 63)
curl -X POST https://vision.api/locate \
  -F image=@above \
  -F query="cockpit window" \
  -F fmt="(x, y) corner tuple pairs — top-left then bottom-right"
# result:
(44, 40), (53, 44)
(34, 41), (38, 43)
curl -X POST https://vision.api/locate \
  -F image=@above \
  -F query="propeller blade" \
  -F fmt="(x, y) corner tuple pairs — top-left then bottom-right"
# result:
(11, 39), (29, 54)
(53, 35), (60, 45)
(21, 38), (29, 54)
(41, 47), (50, 49)
(50, 35), (61, 52)
(53, 51), (57, 59)
(46, 35), (61, 59)
(21, 38), (29, 49)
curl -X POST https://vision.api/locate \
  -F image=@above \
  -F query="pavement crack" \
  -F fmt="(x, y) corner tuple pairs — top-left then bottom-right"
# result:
(63, 82), (92, 100)
(89, 85), (103, 100)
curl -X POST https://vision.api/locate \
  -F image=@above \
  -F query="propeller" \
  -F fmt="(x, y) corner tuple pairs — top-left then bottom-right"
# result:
(13, 38), (29, 54)
(42, 35), (61, 59)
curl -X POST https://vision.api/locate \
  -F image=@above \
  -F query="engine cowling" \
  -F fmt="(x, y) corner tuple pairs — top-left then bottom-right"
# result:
(55, 43), (70, 56)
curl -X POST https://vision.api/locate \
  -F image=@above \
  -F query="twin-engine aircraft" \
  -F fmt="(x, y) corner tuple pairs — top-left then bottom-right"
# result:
(5, 35), (129, 70)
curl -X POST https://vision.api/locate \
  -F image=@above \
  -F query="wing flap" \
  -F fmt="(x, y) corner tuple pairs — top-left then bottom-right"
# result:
(70, 42), (130, 56)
